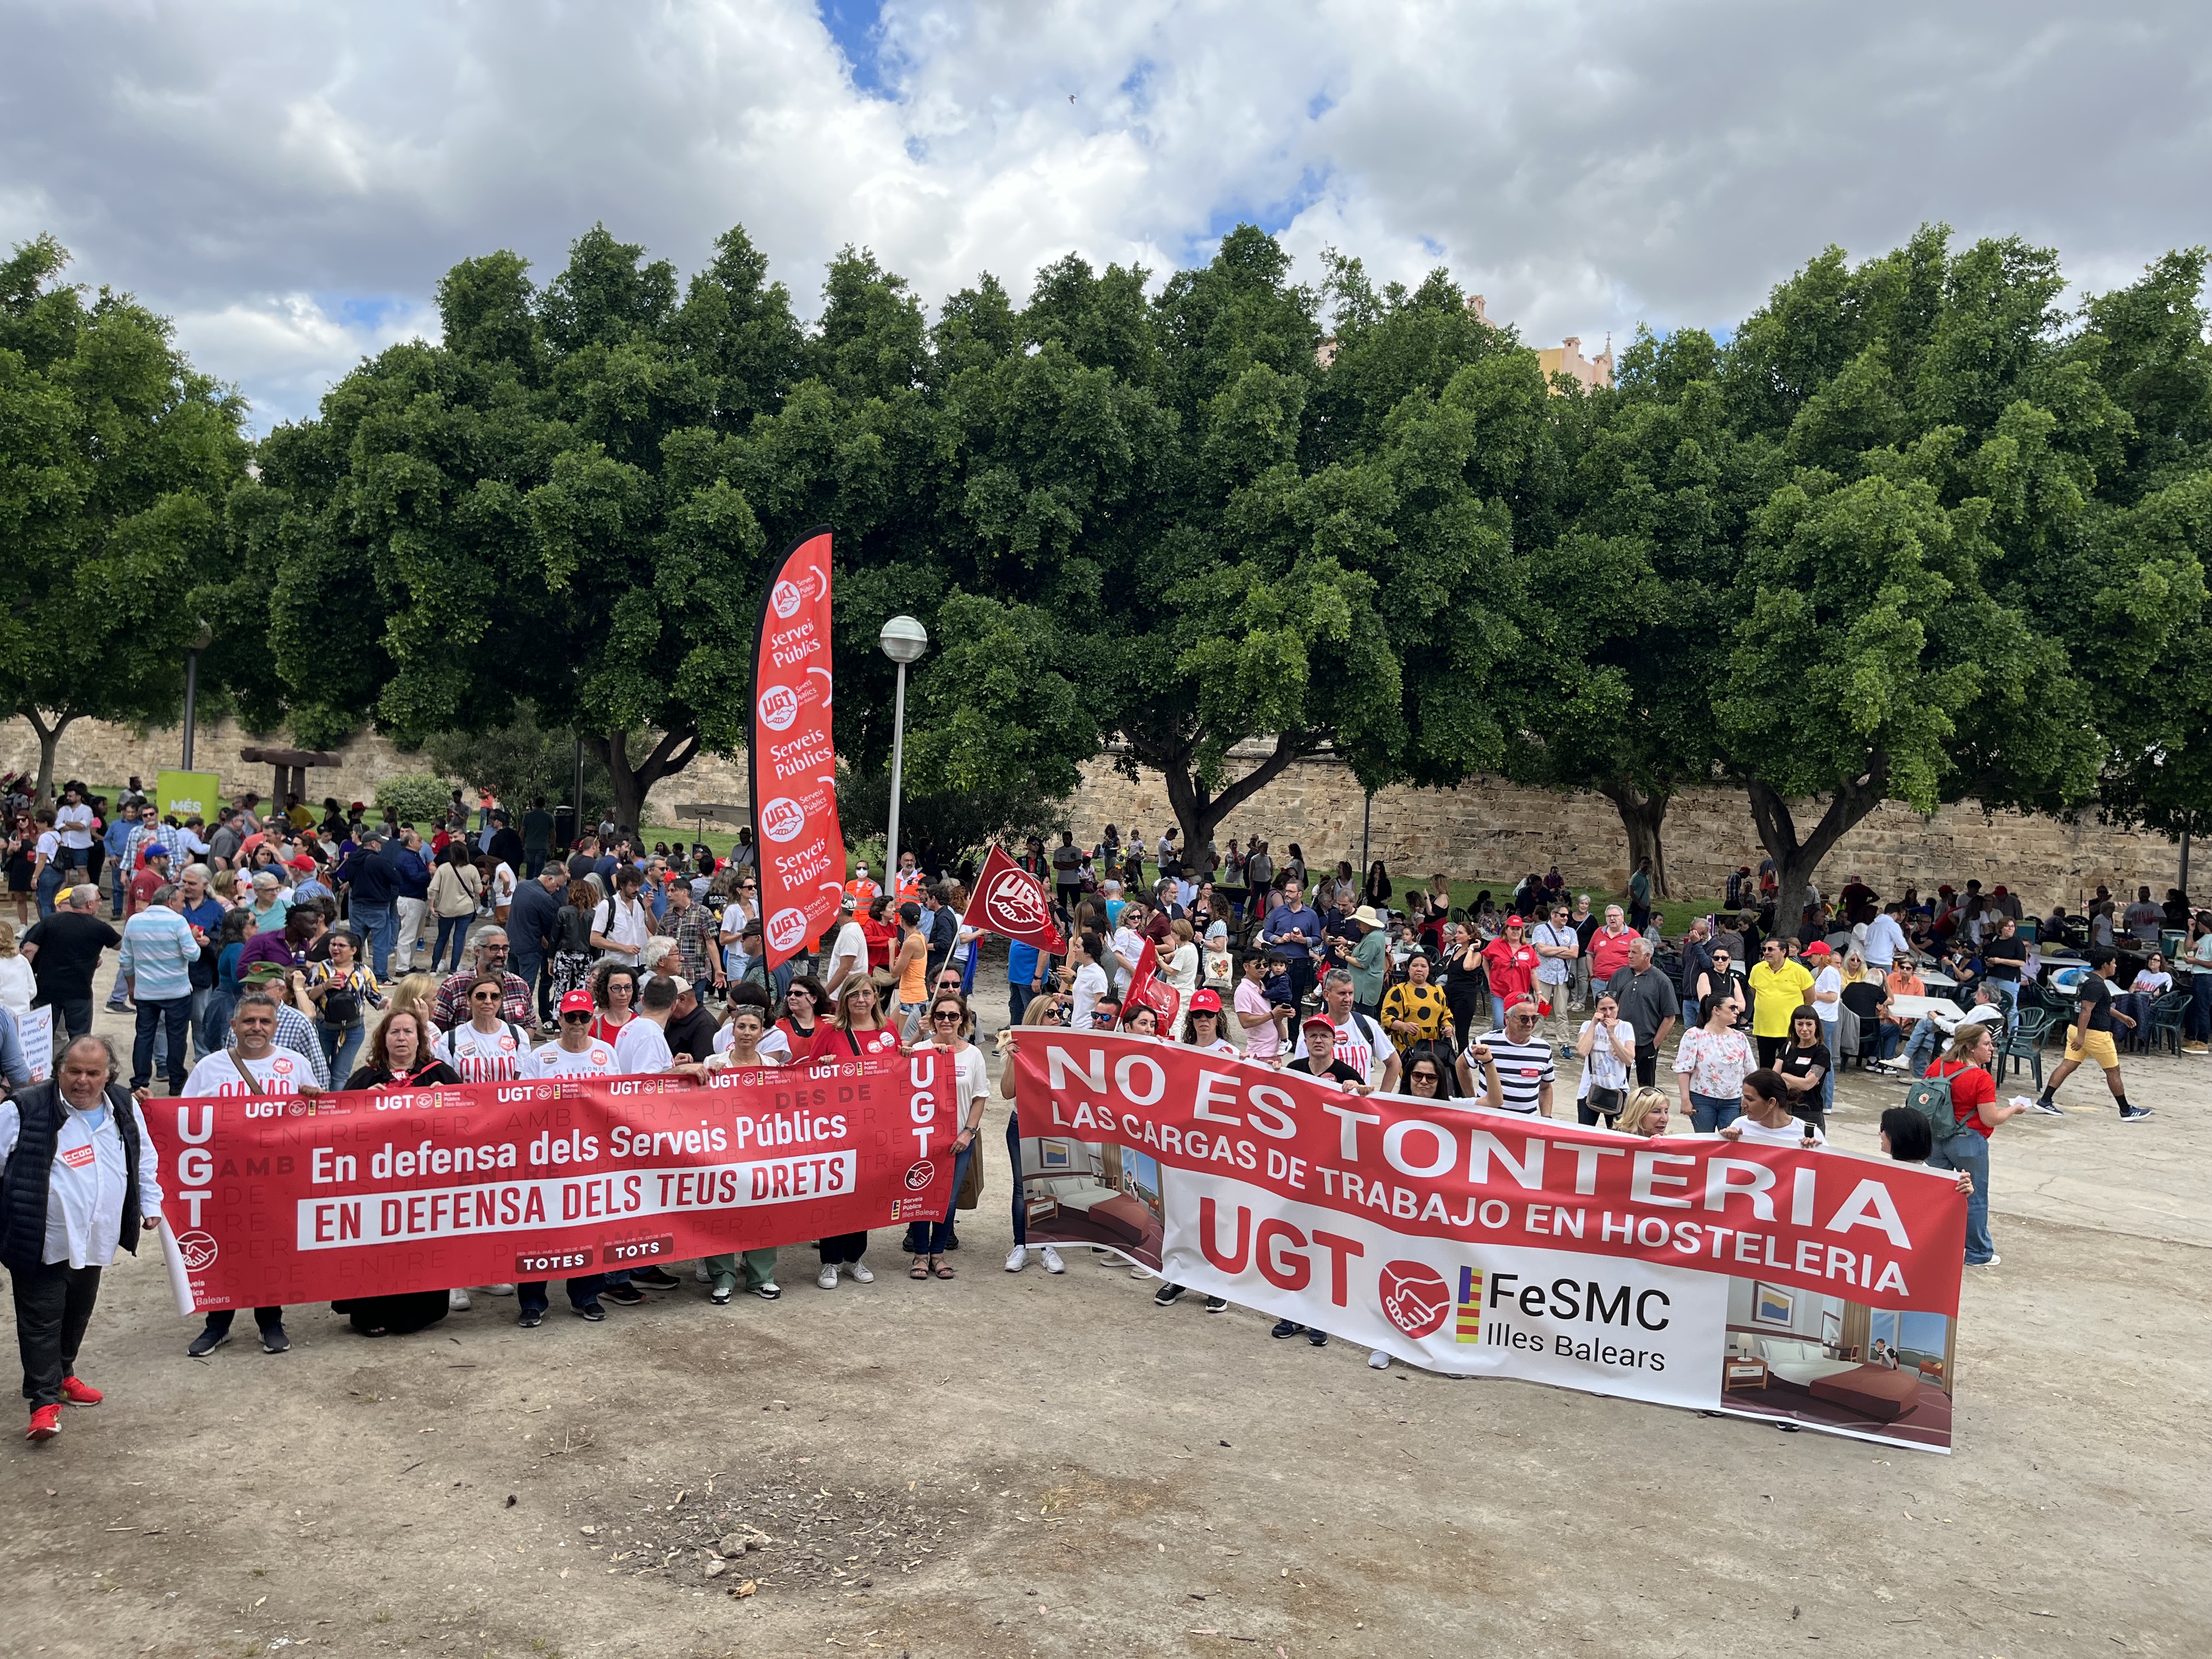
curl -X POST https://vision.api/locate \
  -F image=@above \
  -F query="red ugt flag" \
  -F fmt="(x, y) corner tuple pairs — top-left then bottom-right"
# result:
(961, 844), (1066, 953)
(751, 527), (848, 969)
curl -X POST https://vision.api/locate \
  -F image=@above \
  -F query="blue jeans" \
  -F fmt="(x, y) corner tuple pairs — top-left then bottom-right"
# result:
(1926, 1130), (1993, 1263)
(318, 1020), (365, 1086)
(1489, 993), (1506, 1031)
(1688, 1091), (1740, 1132)
(352, 902), (396, 980)
(1871, 1023), (1903, 1061)
(1007, 1110), (1028, 1245)
(35, 864), (64, 919)
(433, 913), (472, 973)
(919, 1139), (977, 1255)
(200, 986), (236, 1056)
(511, 949), (547, 1025)
(1681, 997), (1701, 1032)
(1903, 1017), (1940, 1079)
(1008, 982), (1039, 1028)
(132, 995), (193, 1093)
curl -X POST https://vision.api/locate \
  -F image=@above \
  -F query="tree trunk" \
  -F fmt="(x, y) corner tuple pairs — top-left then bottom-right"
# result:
(24, 709), (75, 805)
(585, 727), (702, 844)
(1743, 755), (1891, 943)
(1599, 782), (1672, 900)
(1144, 733), (1313, 883)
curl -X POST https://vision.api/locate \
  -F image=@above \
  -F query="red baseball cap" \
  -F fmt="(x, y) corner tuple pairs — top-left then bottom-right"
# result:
(1301, 1012), (1336, 1032)
(1504, 915), (1525, 928)
(289, 854), (317, 872)
(558, 990), (595, 1015)
(1189, 989), (1222, 1013)
(1804, 941), (1831, 956)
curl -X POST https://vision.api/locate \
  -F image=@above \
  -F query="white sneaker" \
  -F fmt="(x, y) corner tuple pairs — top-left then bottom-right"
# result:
(694, 1264), (712, 1284)
(1368, 1350), (1390, 1370)
(482, 1283), (515, 1297)
(1129, 1264), (1154, 1279)
(816, 1265), (839, 1290)
(1039, 1245), (1065, 1274)
(848, 1261), (875, 1284)
(448, 1288), (471, 1311)
(1004, 1245), (1029, 1273)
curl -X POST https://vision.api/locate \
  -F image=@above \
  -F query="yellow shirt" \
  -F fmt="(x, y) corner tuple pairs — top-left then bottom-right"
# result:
(1748, 958), (1815, 1038)
(1380, 980), (1449, 1052)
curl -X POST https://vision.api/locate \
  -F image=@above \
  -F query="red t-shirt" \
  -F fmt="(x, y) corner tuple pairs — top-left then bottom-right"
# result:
(126, 866), (166, 918)
(861, 917), (896, 970)
(809, 1024), (899, 1062)
(1482, 940), (1539, 1007)
(1588, 928), (1638, 982)
(1926, 1058), (1997, 1138)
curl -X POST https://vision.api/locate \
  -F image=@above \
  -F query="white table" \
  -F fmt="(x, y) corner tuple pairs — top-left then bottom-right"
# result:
(1918, 970), (1957, 988)
(1888, 995), (1952, 1021)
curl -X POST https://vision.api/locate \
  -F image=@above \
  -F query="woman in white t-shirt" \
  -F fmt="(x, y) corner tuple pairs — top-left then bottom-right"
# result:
(1722, 1067), (1827, 1149)
(1063, 932), (1110, 1030)
(1000, 992), (1070, 1277)
(1180, 989), (1238, 1058)
(531, 989), (618, 1077)
(434, 972), (534, 1081)
(909, 990), (990, 1282)
(0, 920), (35, 1015)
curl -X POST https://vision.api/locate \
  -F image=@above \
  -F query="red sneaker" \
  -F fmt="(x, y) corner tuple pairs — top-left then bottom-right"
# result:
(60, 1376), (103, 1406)
(26, 1404), (62, 1441)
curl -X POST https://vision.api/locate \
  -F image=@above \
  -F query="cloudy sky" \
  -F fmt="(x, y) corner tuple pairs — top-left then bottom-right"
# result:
(3, 1), (2206, 429)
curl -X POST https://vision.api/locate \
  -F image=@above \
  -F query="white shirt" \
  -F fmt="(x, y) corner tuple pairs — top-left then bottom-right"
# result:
(825, 920), (867, 985)
(1189, 1037), (1239, 1059)
(1813, 964), (1842, 1026)
(490, 863), (516, 910)
(1110, 927), (1144, 992)
(1730, 1117), (1827, 1149)
(712, 1022), (792, 1062)
(613, 1017), (675, 1074)
(435, 1022), (532, 1082)
(1165, 941), (1199, 996)
(54, 803), (94, 850)
(0, 955), (35, 1015)
(183, 1046), (318, 1098)
(1862, 913), (1910, 968)
(1070, 962), (1109, 1029)
(0, 1095), (164, 1268)
(592, 894), (653, 963)
(529, 1038), (618, 1078)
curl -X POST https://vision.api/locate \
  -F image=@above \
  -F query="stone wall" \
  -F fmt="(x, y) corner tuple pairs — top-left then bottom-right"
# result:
(5, 717), (2182, 910)
(1062, 746), (2182, 914)
(0, 716), (750, 828)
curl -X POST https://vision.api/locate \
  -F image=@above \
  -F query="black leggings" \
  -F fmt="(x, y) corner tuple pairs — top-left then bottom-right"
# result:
(1757, 1035), (1787, 1069)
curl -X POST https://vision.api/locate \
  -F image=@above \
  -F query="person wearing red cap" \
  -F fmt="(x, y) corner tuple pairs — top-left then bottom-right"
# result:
(510, 991), (616, 1325)
(1268, 1012), (1367, 1347)
(1481, 917), (1539, 1034)
(1180, 988), (1237, 1058)
(1804, 940), (1842, 1114)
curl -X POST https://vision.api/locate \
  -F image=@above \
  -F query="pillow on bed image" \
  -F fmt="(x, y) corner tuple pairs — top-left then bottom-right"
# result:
(1757, 1337), (1825, 1365)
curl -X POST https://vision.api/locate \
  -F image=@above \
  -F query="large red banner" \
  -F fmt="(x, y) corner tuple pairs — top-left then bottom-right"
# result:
(1011, 1030), (1970, 1451)
(961, 844), (1066, 953)
(145, 1056), (956, 1310)
(751, 527), (847, 969)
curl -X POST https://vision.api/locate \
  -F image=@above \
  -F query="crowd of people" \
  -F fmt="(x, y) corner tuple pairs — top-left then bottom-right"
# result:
(2, 787), (2203, 1440)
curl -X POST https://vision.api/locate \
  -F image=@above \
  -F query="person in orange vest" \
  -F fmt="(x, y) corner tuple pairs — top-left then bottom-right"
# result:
(845, 865), (882, 908)
(890, 853), (922, 903)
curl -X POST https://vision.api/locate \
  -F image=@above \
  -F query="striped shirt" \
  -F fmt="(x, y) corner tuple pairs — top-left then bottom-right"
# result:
(1468, 1031), (1554, 1114)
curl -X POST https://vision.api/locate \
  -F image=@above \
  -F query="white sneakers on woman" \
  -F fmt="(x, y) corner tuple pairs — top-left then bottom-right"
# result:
(817, 1265), (839, 1290)
(1004, 1244), (1068, 1274)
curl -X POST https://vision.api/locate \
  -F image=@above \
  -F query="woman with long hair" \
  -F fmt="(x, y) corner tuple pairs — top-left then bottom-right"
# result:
(1673, 994), (1755, 1132)
(1440, 922), (1488, 1057)
(1613, 1086), (1672, 1138)
(434, 972), (535, 1081)
(428, 842), (484, 973)
(300, 925), (383, 1085)
(772, 973), (828, 1057)
(909, 990), (989, 1282)
(1723, 1069), (1826, 1149)
(589, 960), (640, 1046)
(0, 918), (35, 1016)
(549, 879), (596, 1002)
(385, 970), (441, 1038)
(1363, 860), (1392, 910)
(1163, 918), (1199, 1006)
(807, 974), (898, 1288)
(1921, 1019), (2025, 1266)
(347, 1007), (459, 1090)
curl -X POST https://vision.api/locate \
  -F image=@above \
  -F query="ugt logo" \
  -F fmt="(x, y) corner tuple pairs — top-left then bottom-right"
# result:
(983, 870), (1049, 936)
(1377, 1260), (1451, 1339)
(760, 796), (806, 843)
(757, 682), (799, 732)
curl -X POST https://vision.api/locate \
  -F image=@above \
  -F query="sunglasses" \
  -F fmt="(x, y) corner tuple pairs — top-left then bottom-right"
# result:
(471, 991), (501, 1003)
(561, 1012), (591, 1023)
(930, 1011), (961, 1023)
(1505, 1012), (1536, 1023)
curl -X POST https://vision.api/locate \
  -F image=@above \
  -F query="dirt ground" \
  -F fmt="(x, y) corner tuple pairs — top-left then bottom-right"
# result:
(5, 984), (2209, 1659)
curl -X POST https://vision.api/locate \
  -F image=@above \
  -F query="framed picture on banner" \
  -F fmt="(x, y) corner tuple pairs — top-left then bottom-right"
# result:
(1753, 1281), (1795, 1327)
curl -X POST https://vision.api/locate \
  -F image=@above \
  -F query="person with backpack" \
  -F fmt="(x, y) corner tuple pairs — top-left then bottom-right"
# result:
(1915, 1020), (2026, 1267)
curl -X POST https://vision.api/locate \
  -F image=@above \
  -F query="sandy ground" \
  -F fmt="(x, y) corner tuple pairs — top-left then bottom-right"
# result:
(4, 979), (2209, 1659)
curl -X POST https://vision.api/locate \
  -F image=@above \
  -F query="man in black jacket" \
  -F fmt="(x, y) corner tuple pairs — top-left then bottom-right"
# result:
(343, 831), (399, 979)
(2, 1035), (164, 1442)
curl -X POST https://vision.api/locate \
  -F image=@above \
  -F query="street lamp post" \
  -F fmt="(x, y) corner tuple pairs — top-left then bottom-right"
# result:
(878, 615), (929, 881)
(180, 622), (213, 770)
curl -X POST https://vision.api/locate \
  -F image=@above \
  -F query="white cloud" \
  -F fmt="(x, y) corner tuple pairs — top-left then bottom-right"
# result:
(2, 0), (2205, 425)
(169, 295), (441, 431)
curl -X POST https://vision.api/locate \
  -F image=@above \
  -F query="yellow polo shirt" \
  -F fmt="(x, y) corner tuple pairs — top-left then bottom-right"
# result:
(1748, 958), (1815, 1039)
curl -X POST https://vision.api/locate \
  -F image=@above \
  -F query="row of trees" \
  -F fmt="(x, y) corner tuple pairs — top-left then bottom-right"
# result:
(4, 224), (2208, 927)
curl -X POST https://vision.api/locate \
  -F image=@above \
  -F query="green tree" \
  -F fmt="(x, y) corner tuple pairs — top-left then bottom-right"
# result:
(0, 235), (251, 797)
(259, 224), (801, 833)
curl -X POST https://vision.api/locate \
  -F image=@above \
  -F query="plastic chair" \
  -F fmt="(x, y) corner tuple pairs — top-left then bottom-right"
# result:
(1999, 1009), (2051, 1087)
(2147, 990), (2192, 1057)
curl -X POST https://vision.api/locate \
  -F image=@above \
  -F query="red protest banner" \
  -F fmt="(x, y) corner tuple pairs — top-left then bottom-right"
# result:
(145, 1056), (957, 1311)
(961, 843), (1066, 953)
(1011, 1030), (1969, 1451)
(752, 527), (847, 969)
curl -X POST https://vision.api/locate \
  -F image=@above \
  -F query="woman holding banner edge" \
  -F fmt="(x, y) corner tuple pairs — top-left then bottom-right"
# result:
(806, 974), (897, 1288)
(909, 990), (988, 1283)
(1000, 992), (1069, 1276)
